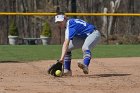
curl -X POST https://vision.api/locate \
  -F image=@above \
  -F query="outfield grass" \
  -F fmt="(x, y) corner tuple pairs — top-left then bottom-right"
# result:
(0, 45), (140, 61)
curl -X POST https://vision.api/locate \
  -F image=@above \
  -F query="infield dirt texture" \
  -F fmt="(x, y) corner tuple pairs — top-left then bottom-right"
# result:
(0, 57), (140, 93)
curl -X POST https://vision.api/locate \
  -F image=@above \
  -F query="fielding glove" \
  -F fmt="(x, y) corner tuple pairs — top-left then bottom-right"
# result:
(48, 60), (63, 76)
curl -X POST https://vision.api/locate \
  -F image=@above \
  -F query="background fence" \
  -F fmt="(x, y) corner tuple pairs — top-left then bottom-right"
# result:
(0, 0), (140, 45)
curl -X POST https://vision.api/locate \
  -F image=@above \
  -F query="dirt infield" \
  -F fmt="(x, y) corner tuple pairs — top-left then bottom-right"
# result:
(0, 57), (140, 93)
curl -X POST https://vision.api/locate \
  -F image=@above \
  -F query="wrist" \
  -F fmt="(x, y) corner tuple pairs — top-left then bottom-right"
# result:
(59, 59), (64, 63)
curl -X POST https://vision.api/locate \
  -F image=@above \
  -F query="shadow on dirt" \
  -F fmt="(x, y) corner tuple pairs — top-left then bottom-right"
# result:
(74, 74), (131, 78)
(94, 74), (131, 77)
(0, 61), (24, 63)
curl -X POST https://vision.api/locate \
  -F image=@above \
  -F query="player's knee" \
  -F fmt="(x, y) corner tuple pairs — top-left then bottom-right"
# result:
(83, 50), (91, 58)
(65, 51), (72, 59)
(66, 51), (71, 55)
(82, 47), (89, 52)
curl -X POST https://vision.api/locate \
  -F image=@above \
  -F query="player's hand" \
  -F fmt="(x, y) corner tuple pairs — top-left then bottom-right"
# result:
(48, 60), (63, 76)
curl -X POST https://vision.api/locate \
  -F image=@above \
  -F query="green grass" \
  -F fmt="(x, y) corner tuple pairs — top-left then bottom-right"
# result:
(93, 45), (140, 58)
(0, 45), (140, 61)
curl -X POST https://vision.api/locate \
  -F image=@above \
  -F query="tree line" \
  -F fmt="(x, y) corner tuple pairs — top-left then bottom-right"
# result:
(0, 0), (139, 44)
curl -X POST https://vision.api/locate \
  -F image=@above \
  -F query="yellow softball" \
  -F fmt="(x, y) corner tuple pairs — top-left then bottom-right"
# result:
(55, 70), (62, 77)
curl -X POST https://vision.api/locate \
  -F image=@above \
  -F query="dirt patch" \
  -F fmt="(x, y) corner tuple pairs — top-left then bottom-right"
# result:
(0, 57), (140, 93)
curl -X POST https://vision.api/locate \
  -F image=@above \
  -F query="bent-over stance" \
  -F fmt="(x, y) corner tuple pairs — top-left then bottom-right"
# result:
(48, 13), (101, 76)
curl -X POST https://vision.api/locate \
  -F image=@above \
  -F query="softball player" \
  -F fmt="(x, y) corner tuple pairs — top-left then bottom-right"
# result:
(48, 13), (101, 76)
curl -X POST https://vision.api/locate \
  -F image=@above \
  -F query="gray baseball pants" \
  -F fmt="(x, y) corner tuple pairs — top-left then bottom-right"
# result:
(67, 30), (101, 52)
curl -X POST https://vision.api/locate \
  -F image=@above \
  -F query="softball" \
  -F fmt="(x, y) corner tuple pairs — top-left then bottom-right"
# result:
(55, 70), (62, 77)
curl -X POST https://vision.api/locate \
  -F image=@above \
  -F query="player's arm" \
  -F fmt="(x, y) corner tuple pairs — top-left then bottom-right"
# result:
(47, 39), (70, 76)
(59, 21), (72, 63)
(59, 38), (70, 63)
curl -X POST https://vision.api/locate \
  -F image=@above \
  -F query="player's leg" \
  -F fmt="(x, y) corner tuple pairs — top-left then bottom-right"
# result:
(63, 38), (84, 76)
(78, 30), (101, 74)
(63, 51), (72, 76)
(78, 50), (91, 74)
(64, 52), (71, 70)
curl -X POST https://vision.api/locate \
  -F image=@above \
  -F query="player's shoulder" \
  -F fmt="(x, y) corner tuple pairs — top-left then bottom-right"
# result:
(68, 18), (84, 22)
(68, 18), (75, 23)
(66, 18), (76, 26)
(67, 18), (86, 25)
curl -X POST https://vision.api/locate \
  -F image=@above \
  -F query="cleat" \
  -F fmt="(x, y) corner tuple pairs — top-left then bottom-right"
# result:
(78, 62), (88, 74)
(63, 69), (72, 76)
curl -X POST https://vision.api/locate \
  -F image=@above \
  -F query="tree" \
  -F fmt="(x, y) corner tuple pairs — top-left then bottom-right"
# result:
(41, 22), (51, 37)
(9, 20), (18, 36)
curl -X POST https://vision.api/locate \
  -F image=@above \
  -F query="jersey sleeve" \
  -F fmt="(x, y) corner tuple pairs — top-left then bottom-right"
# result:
(65, 20), (76, 40)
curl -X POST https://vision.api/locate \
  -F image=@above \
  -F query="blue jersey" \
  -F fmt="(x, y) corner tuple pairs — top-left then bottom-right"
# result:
(65, 19), (96, 40)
